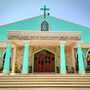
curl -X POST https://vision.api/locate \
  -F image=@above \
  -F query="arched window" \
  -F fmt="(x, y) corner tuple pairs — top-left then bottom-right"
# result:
(41, 20), (49, 31)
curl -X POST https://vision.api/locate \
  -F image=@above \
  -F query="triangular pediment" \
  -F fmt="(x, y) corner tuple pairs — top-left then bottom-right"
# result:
(0, 15), (90, 42)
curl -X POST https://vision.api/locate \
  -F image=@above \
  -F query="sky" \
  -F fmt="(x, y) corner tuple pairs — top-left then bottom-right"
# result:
(0, 0), (90, 28)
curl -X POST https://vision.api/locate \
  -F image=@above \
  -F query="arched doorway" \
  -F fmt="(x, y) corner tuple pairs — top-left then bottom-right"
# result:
(34, 49), (55, 73)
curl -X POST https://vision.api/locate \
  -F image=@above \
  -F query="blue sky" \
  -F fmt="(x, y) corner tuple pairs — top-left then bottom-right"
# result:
(0, 0), (90, 28)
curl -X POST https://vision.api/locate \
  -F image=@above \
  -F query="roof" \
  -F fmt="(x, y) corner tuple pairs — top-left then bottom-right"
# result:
(0, 15), (90, 42)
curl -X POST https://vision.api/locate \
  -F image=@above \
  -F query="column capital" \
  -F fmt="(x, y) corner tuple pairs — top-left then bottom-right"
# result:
(76, 41), (84, 47)
(7, 43), (12, 48)
(24, 41), (30, 47)
(76, 44), (81, 48)
(59, 41), (66, 46)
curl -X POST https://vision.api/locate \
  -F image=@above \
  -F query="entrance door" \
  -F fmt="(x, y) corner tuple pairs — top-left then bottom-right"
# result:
(34, 49), (55, 73)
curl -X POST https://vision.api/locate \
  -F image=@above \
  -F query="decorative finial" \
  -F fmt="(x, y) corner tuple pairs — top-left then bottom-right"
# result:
(40, 5), (50, 19)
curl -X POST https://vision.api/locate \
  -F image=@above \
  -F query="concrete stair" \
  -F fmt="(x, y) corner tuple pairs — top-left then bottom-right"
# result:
(0, 74), (90, 88)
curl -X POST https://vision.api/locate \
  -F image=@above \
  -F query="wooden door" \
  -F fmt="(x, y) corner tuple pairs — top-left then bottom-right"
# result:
(34, 49), (55, 73)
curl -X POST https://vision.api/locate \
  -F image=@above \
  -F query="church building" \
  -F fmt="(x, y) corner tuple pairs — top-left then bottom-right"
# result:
(0, 5), (90, 87)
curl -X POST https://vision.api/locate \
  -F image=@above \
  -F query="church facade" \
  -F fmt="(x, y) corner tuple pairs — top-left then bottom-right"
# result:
(0, 24), (90, 75)
(0, 6), (90, 87)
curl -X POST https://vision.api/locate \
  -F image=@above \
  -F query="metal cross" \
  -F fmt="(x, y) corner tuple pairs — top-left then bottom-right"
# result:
(40, 5), (49, 18)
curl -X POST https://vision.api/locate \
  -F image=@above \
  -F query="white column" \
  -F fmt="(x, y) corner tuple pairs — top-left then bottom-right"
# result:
(11, 46), (16, 75)
(72, 48), (77, 73)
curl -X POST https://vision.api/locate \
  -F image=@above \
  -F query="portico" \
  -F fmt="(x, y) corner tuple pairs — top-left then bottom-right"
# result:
(0, 31), (86, 75)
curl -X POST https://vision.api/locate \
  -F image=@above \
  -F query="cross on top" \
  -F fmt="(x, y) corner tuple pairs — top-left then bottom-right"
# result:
(40, 5), (50, 19)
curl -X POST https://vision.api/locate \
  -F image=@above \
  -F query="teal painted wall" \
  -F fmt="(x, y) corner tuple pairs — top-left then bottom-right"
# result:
(0, 16), (90, 42)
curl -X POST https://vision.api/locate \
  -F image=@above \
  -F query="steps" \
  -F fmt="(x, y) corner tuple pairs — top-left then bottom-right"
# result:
(0, 74), (90, 87)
